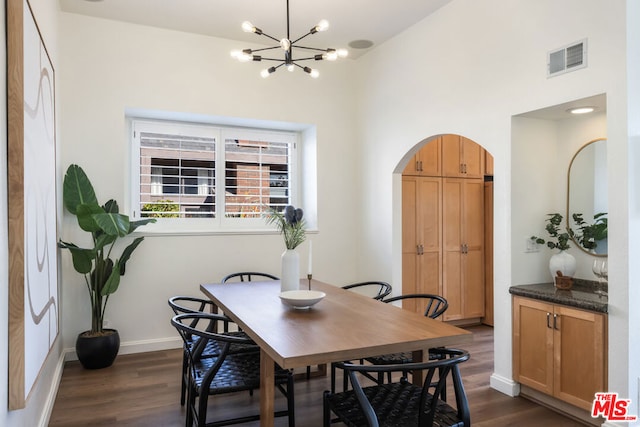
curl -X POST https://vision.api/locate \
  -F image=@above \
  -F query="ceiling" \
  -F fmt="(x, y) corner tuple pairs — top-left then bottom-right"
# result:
(59, 0), (452, 59)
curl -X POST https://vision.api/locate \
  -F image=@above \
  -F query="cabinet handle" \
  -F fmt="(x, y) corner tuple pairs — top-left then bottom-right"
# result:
(546, 312), (551, 329)
(419, 160), (423, 172)
(553, 314), (559, 330)
(463, 163), (467, 174)
(460, 163), (464, 174)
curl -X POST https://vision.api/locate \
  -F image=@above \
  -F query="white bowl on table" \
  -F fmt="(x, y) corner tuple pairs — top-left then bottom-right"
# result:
(279, 290), (326, 309)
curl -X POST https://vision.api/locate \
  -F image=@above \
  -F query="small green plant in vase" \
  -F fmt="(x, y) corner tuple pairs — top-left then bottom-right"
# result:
(265, 205), (306, 292)
(531, 213), (571, 251)
(531, 213), (576, 283)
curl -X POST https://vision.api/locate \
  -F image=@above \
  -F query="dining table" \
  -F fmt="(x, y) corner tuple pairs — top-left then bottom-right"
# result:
(200, 278), (473, 427)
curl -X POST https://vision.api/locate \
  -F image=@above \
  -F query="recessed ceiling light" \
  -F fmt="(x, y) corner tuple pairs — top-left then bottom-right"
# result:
(567, 106), (596, 115)
(348, 40), (374, 49)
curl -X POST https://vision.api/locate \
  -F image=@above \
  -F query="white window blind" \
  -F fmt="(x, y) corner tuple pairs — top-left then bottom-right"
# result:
(131, 119), (298, 229)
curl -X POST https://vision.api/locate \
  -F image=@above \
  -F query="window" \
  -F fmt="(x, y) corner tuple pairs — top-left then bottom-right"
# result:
(131, 119), (298, 229)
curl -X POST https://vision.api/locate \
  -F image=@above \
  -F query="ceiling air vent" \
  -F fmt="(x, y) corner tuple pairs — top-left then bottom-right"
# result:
(548, 39), (587, 77)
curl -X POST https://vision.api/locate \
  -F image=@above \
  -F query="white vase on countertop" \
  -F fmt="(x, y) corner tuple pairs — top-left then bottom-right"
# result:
(549, 250), (576, 284)
(281, 249), (300, 292)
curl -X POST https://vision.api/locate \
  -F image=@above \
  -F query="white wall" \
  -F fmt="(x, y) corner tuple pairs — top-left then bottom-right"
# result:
(1, 1), (64, 426)
(57, 13), (362, 351)
(353, 0), (633, 402)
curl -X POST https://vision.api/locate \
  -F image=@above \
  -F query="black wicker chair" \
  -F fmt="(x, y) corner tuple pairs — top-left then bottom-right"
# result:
(324, 348), (470, 427)
(171, 312), (295, 427)
(221, 272), (279, 283)
(330, 281), (393, 393)
(341, 281), (393, 300)
(366, 294), (449, 381)
(168, 296), (258, 406)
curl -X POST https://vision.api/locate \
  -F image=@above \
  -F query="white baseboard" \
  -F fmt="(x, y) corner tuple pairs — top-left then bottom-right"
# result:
(63, 336), (182, 361)
(38, 351), (66, 427)
(490, 373), (521, 397)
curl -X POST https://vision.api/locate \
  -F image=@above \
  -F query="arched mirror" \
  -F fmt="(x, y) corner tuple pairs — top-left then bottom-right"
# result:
(566, 138), (607, 256)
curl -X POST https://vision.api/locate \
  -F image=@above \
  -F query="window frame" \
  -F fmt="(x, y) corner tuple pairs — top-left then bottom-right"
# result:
(130, 119), (299, 234)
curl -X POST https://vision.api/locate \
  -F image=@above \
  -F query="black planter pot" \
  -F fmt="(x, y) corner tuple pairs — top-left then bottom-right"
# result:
(76, 329), (120, 369)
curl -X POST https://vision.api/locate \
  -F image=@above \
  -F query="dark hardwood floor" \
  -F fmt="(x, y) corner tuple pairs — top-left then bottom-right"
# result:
(49, 326), (586, 426)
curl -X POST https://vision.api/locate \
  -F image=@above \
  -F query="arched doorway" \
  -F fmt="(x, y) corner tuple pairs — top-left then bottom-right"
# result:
(400, 134), (493, 325)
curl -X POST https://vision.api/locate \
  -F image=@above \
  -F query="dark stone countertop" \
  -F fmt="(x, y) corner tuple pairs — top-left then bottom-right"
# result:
(509, 280), (608, 314)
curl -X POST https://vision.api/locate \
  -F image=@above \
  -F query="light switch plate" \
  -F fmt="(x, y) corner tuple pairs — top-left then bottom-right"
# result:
(525, 237), (539, 253)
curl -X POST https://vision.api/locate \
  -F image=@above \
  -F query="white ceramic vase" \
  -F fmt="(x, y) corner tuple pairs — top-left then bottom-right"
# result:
(549, 250), (576, 283)
(280, 249), (300, 292)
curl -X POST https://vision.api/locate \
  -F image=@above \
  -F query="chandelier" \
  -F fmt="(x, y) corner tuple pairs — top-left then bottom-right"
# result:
(230, 0), (348, 78)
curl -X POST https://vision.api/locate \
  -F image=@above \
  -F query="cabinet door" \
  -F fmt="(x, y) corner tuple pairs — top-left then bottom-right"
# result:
(443, 178), (484, 320)
(403, 138), (441, 176)
(418, 137), (441, 176)
(443, 179), (463, 319)
(512, 296), (554, 395)
(485, 150), (494, 176)
(554, 306), (607, 410)
(442, 134), (463, 177)
(462, 179), (485, 317)
(442, 134), (485, 178)
(402, 177), (442, 314)
(460, 136), (484, 178)
(417, 178), (442, 300)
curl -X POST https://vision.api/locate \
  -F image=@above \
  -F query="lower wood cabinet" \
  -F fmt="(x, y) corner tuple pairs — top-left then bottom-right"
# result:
(512, 296), (607, 411)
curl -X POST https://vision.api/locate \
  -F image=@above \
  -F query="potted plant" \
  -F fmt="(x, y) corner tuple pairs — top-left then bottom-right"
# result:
(265, 205), (306, 292)
(531, 213), (576, 282)
(58, 164), (155, 369)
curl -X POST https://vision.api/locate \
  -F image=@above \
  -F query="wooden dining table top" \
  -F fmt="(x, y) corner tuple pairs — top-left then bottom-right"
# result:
(200, 279), (473, 369)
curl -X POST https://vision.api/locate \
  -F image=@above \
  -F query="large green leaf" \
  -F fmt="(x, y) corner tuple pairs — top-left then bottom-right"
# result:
(118, 237), (144, 275)
(103, 199), (119, 214)
(58, 240), (94, 274)
(129, 218), (156, 233)
(76, 203), (104, 233)
(101, 260), (122, 295)
(63, 164), (98, 215)
(94, 213), (130, 237)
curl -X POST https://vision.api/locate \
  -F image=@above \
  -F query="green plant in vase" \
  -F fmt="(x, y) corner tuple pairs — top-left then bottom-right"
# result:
(531, 213), (576, 283)
(531, 213), (571, 251)
(58, 164), (155, 368)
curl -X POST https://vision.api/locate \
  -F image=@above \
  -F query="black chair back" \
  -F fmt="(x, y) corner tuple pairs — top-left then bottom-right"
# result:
(171, 312), (294, 427)
(325, 348), (470, 427)
(342, 281), (392, 300)
(383, 293), (448, 319)
(222, 271), (279, 283)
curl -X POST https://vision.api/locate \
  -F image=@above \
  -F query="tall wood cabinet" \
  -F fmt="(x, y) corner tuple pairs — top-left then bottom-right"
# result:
(402, 135), (489, 322)
(512, 296), (607, 411)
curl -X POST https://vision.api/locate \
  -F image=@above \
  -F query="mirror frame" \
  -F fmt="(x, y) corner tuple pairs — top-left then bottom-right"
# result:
(566, 137), (607, 256)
